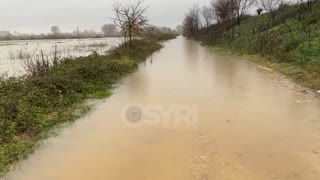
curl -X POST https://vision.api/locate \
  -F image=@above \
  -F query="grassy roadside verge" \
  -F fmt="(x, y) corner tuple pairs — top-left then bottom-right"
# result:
(0, 39), (163, 176)
(207, 45), (320, 91)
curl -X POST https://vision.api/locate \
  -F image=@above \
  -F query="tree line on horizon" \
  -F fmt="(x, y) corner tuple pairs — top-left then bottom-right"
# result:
(0, 26), (114, 41)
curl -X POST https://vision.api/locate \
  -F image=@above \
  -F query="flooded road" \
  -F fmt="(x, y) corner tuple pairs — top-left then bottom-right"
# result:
(4, 37), (320, 180)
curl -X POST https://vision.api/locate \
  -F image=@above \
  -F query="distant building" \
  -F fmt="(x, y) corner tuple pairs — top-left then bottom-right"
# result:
(0, 31), (10, 36)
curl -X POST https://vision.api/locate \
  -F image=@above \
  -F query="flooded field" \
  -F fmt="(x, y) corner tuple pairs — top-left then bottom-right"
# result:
(4, 37), (320, 180)
(0, 37), (121, 76)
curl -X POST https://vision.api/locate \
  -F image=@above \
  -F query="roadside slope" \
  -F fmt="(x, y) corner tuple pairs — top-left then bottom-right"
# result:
(203, 2), (320, 90)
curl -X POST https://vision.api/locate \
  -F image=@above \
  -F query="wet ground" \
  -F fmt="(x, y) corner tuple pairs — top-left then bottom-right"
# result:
(4, 37), (320, 180)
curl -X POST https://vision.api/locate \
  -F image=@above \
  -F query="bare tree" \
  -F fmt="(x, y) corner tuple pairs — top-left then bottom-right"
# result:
(183, 15), (193, 37)
(202, 5), (213, 29)
(113, 0), (148, 48)
(51, 26), (60, 37)
(209, 1), (220, 24)
(258, 0), (282, 24)
(176, 25), (183, 35)
(211, 0), (235, 23)
(183, 5), (201, 37)
(101, 24), (118, 37)
(211, 0), (254, 25)
(232, 0), (256, 25)
(210, 0), (254, 40)
(144, 25), (159, 38)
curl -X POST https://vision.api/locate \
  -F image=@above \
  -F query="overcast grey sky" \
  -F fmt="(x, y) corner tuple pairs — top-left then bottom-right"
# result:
(0, 0), (211, 34)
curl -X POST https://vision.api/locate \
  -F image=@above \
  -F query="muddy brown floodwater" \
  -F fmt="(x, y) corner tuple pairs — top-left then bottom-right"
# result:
(4, 37), (320, 180)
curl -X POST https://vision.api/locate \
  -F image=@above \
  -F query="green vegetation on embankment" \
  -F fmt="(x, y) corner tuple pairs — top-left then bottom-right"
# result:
(208, 2), (320, 89)
(0, 39), (163, 176)
(208, 3), (320, 89)
(187, 1), (320, 90)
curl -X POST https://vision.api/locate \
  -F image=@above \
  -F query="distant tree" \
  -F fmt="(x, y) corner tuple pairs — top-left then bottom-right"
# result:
(144, 25), (159, 37)
(51, 26), (60, 36)
(208, 0), (253, 40)
(257, 8), (263, 15)
(0, 31), (10, 37)
(210, 0), (255, 26)
(258, 0), (282, 24)
(176, 25), (183, 35)
(209, 1), (220, 24)
(233, 0), (256, 25)
(211, 0), (234, 23)
(101, 24), (117, 37)
(183, 5), (201, 37)
(183, 16), (194, 37)
(202, 5), (213, 29)
(159, 27), (173, 33)
(113, 0), (148, 48)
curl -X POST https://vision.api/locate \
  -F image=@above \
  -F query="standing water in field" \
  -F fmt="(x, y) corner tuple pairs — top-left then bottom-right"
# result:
(0, 38), (121, 76)
(4, 37), (320, 180)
